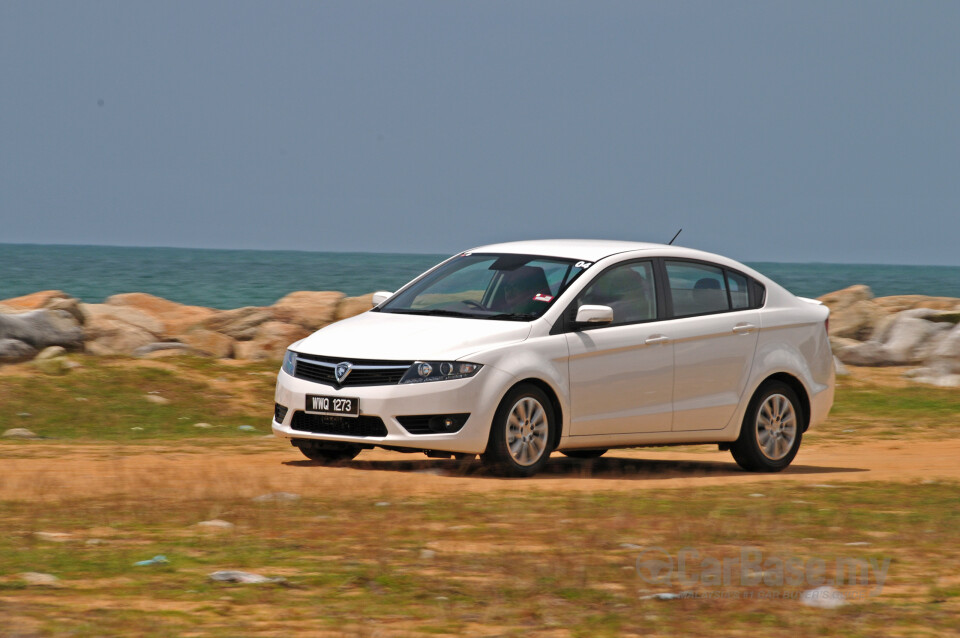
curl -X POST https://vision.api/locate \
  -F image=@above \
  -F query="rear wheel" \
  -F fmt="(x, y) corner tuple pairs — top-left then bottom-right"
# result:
(482, 384), (555, 477)
(730, 381), (803, 472)
(561, 449), (607, 459)
(296, 442), (362, 464)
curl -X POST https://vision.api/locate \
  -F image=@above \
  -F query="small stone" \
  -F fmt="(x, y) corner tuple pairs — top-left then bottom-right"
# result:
(811, 484), (839, 489)
(34, 531), (72, 542)
(252, 492), (301, 503)
(86, 539), (105, 545)
(420, 549), (436, 559)
(36, 346), (67, 360)
(145, 395), (170, 405)
(130, 427), (144, 431)
(640, 592), (681, 600)
(844, 541), (871, 546)
(3, 428), (39, 439)
(209, 570), (283, 584)
(21, 572), (60, 587)
(237, 425), (256, 431)
(193, 422), (213, 429)
(619, 543), (643, 549)
(17, 412), (32, 417)
(435, 596), (449, 601)
(800, 585), (846, 609)
(749, 493), (765, 498)
(374, 501), (391, 507)
(74, 397), (89, 402)
(197, 519), (235, 530)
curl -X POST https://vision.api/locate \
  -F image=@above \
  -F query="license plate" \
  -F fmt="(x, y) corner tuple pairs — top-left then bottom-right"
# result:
(305, 394), (359, 418)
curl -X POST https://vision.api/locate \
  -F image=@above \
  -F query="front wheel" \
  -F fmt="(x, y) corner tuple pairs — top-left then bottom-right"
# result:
(730, 381), (803, 472)
(482, 384), (555, 477)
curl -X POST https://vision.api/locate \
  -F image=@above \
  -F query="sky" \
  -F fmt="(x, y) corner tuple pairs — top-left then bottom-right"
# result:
(1, 2), (958, 265)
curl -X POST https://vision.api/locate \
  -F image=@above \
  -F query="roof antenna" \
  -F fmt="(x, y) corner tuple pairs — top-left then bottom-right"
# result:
(667, 228), (683, 245)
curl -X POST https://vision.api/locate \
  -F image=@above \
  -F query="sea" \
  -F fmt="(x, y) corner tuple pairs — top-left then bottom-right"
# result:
(2, 244), (959, 310)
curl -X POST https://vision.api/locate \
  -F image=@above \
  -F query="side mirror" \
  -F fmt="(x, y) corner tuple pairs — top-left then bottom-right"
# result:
(574, 304), (613, 327)
(371, 291), (393, 307)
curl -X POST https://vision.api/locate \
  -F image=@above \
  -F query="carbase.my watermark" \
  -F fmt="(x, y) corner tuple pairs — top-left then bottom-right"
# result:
(636, 546), (890, 595)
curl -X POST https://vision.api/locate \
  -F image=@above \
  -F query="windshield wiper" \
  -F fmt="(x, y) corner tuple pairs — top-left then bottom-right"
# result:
(483, 312), (538, 321)
(387, 308), (477, 318)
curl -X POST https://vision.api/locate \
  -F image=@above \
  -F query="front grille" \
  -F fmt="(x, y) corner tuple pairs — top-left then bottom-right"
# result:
(397, 414), (470, 435)
(274, 403), (289, 423)
(290, 411), (388, 437)
(293, 354), (412, 388)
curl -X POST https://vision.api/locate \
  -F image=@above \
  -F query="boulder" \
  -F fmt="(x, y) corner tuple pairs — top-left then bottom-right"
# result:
(0, 290), (86, 325)
(201, 306), (272, 341)
(0, 338), (38, 363)
(271, 291), (345, 330)
(836, 340), (894, 366)
(234, 321), (310, 360)
(335, 293), (375, 321)
(819, 285), (881, 341)
(104, 293), (216, 338)
(881, 315), (950, 365)
(84, 318), (156, 356)
(925, 323), (960, 375)
(872, 295), (960, 314)
(81, 304), (165, 337)
(0, 309), (84, 350)
(36, 346), (67, 360)
(179, 328), (235, 358)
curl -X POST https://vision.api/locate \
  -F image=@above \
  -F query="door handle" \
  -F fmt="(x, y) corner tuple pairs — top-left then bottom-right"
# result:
(644, 334), (671, 345)
(732, 323), (756, 334)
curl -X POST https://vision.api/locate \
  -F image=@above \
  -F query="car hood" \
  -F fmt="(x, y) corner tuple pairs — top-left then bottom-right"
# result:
(294, 311), (533, 361)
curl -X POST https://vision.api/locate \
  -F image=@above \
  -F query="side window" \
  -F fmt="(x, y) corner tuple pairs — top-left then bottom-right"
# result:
(726, 270), (750, 310)
(665, 261), (730, 317)
(579, 261), (657, 326)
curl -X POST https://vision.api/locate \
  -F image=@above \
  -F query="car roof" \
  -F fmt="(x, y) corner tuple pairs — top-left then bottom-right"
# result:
(466, 239), (663, 262)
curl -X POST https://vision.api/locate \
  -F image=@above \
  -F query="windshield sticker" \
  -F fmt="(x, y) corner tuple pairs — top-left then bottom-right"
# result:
(533, 293), (554, 303)
(575, 261), (592, 269)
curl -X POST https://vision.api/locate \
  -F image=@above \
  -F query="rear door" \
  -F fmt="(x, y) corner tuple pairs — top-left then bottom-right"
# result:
(662, 260), (760, 431)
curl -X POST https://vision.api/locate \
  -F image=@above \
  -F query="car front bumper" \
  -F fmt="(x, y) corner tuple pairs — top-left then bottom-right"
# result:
(272, 365), (515, 454)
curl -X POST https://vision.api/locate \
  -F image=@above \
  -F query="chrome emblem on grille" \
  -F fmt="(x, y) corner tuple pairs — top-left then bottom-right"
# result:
(335, 362), (353, 384)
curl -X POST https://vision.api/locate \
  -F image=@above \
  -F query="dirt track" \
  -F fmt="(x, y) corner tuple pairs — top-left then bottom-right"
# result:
(2, 437), (958, 503)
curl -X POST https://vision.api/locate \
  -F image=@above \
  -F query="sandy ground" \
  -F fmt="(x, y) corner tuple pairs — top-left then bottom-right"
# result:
(2, 437), (958, 503)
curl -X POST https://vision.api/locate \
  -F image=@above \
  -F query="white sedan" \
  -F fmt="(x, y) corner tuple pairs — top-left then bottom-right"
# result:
(272, 240), (834, 476)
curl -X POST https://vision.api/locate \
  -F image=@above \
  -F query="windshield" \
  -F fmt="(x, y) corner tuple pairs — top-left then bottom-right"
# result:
(377, 253), (590, 321)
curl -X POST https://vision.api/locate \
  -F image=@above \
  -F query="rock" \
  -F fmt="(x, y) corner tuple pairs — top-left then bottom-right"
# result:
(197, 519), (235, 530)
(134, 555), (169, 566)
(3, 428), (40, 439)
(252, 492), (301, 503)
(271, 291), (345, 330)
(179, 328), (235, 358)
(335, 293), (376, 321)
(836, 340), (893, 366)
(237, 425), (256, 431)
(34, 531), (72, 542)
(36, 345), (66, 360)
(0, 308), (84, 350)
(833, 356), (849, 376)
(234, 322), (310, 361)
(375, 501), (391, 507)
(132, 342), (197, 357)
(84, 317), (157, 356)
(800, 585), (846, 609)
(639, 592), (681, 600)
(20, 572), (61, 587)
(32, 356), (71, 375)
(145, 394), (171, 405)
(105, 293), (216, 338)
(829, 336), (861, 352)
(819, 286), (882, 339)
(872, 295), (960, 314)
(209, 570), (283, 584)
(419, 549), (436, 559)
(929, 323), (960, 373)
(0, 338), (38, 363)
(81, 303), (165, 337)
(201, 307), (273, 341)
(1, 290), (74, 312)
(193, 422), (214, 429)
(880, 315), (948, 364)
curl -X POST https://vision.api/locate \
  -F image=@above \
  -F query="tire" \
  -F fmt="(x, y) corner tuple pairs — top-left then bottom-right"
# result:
(561, 449), (607, 459)
(730, 380), (803, 472)
(296, 442), (362, 464)
(482, 383), (555, 477)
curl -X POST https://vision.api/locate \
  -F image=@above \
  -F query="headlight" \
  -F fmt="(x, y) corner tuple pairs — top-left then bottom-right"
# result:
(281, 350), (297, 376)
(399, 361), (482, 384)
